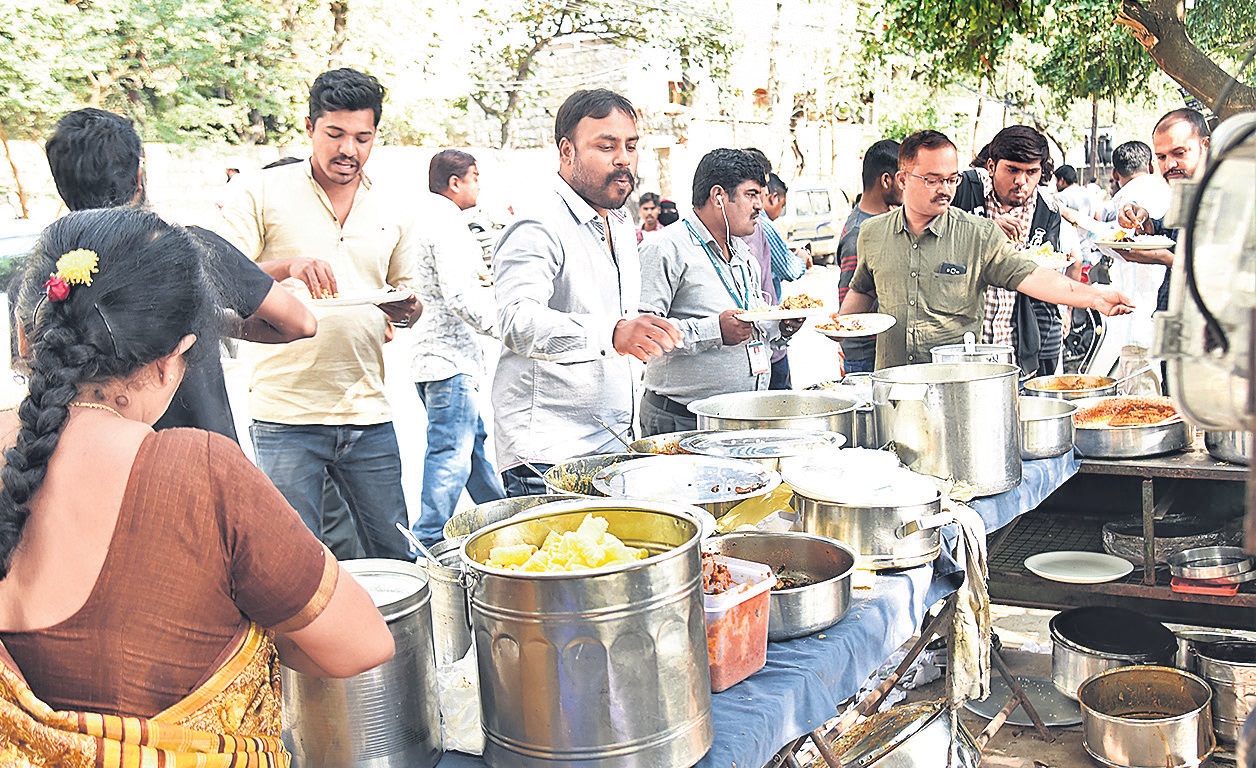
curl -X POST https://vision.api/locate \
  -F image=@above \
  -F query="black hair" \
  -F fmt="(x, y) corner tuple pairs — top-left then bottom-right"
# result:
(0, 208), (212, 578)
(309, 68), (386, 127)
(1054, 165), (1078, 186)
(639, 192), (661, 207)
(45, 109), (144, 212)
(691, 149), (768, 208)
(742, 147), (772, 176)
(554, 89), (635, 148)
(862, 139), (901, 190)
(899, 130), (956, 168)
(766, 173), (788, 196)
(1154, 108), (1211, 140)
(428, 149), (477, 194)
(262, 156), (304, 170)
(986, 125), (1054, 180)
(1112, 141), (1153, 178)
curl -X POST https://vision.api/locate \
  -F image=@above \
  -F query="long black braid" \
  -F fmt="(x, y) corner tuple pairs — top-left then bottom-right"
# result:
(0, 208), (211, 578)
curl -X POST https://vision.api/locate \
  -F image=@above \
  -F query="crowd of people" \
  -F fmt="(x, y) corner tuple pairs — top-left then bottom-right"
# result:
(0, 62), (1208, 760)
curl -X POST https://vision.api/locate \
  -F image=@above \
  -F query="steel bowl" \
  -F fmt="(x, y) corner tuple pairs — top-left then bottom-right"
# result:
(1071, 396), (1192, 459)
(1205, 430), (1252, 465)
(1019, 396), (1077, 460)
(626, 430), (710, 455)
(541, 453), (638, 496)
(703, 531), (858, 641)
(443, 494), (580, 540)
(1024, 374), (1118, 401)
(1078, 666), (1215, 768)
(687, 391), (859, 444)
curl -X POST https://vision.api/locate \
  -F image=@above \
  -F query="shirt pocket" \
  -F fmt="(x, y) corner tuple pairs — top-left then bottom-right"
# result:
(928, 272), (972, 315)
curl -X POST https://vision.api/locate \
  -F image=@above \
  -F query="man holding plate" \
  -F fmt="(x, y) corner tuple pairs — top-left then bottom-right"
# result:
(217, 68), (420, 559)
(638, 149), (804, 436)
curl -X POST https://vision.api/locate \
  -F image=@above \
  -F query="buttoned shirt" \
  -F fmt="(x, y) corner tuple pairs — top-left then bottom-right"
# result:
(216, 160), (418, 425)
(849, 206), (1039, 369)
(491, 174), (642, 470)
(640, 215), (780, 403)
(409, 193), (496, 383)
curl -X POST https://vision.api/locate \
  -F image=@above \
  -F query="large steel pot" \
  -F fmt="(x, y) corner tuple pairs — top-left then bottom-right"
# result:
(1050, 607), (1177, 700)
(1078, 666), (1215, 768)
(426, 538), (471, 666)
(461, 503), (713, 768)
(811, 700), (980, 768)
(1071, 396), (1192, 459)
(1193, 641), (1256, 743)
(1023, 374), (1119, 401)
(1205, 430), (1252, 465)
(541, 453), (637, 496)
(443, 494), (580, 539)
(703, 531), (858, 641)
(930, 342), (1015, 365)
(283, 559), (443, 768)
(687, 391), (859, 444)
(1019, 396), (1077, 460)
(805, 378), (877, 448)
(872, 362), (1021, 496)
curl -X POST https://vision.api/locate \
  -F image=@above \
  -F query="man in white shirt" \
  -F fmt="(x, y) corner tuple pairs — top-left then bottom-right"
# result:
(409, 150), (505, 545)
(491, 89), (683, 496)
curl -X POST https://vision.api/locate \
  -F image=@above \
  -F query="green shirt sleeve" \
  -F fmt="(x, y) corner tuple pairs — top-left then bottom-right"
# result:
(849, 224), (877, 295)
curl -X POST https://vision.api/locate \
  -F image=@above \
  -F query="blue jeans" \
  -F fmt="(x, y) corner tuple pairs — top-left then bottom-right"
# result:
(413, 375), (505, 545)
(501, 463), (552, 498)
(844, 359), (875, 374)
(250, 421), (410, 560)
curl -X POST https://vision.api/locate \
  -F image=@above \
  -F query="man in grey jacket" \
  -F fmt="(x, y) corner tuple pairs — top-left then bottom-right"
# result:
(492, 89), (682, 496)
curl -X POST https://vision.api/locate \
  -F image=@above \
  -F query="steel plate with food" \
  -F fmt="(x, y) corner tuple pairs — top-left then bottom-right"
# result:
(814, 312), (896, 339)
(1070, 395), (1191, 458)
(735, 294), (828, 322)
(1023, 374), (1118, 400)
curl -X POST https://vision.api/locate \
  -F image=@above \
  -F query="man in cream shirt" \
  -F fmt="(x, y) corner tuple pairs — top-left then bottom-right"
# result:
(218, 68), (420, 559)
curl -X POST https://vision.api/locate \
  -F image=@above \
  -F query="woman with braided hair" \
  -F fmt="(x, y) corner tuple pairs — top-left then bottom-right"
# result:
(0, 208), (393, 766)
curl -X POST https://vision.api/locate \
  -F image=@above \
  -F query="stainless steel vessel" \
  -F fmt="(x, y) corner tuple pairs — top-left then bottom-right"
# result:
(1019, 396), (1077, 460)
(626, 429), (709, 455)
(930, 342), (1015, 365)
(703, 531), (858, 641)
(1078, 666), (1215, 768)
(1071, 396), (1193, 459)
(816, 700), (980, 768)
(1205, 430), (1252, 465)
(443, 494), (579, 539)
(1023, 374), (1119, 400)
(541, 453), (637, 496)
(872, 362), (1022, 496)
(461, 504), (713, 768)
(1050, 607), (1177, 701)
(1193, 641), (1256, 743)
(283, 559), (443, 768)
(687, 391), (858, 444)
(427, 538), (471, 666)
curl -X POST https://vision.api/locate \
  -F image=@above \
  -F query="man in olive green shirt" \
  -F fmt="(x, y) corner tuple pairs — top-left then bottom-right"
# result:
(842, 130), (1133, 369)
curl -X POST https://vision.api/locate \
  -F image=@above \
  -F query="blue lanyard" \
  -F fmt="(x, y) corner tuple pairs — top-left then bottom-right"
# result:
(684, 220), (751, 310)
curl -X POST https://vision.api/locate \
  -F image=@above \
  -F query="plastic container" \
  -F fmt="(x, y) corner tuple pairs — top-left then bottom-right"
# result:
(703, 555), (773, 692)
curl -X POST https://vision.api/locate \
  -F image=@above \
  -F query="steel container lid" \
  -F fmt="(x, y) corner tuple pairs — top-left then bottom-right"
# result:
(592, 454), (781, 505)
(1050, 606), (1176, 660)
(679, 429), (846, 460)
(781, 455), (939, 507)
(343, 558), (431, 623)
(872, 361), (1020, 385)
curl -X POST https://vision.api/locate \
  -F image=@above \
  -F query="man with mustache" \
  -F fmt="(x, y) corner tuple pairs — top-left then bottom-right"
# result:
(839, 130), (1133, 370)
(217, 68), (421, 559)
(492, 89), (682, 496)
(637, 149), (803, 436)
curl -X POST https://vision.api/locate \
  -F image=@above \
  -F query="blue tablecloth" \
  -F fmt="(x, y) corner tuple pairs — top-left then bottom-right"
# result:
(437, 453), (1081, 768)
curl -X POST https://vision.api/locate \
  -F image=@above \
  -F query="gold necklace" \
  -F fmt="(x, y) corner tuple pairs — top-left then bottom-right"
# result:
(68, 401), (125, 419)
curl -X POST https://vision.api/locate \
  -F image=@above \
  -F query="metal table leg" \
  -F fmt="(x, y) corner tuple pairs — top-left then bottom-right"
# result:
(1141, 478), (1156, 586)
(990, 635), (1053, 742)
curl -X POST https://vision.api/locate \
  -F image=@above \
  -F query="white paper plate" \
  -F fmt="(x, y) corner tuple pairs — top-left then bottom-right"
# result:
(1029, 252), (1076, 270)
(1024, 551), (1134, 584)
(814, 313), (897, 339)
(308, 289), (411, 307)
(735, 306), (832, 322)
(1093, 236), (1176, 251)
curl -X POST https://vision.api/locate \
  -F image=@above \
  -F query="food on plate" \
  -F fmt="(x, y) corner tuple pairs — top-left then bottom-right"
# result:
(1073, 397), (1179, 428)
(1099, 230), (1176, 248)
(1027, 374), (1112, 391)
(285, 277), (338, 301)
(818, 316), (867, 333)
(484, 514), (648, 572)
(1025, 243), (1073, 270)
(773, 572), (816, 590)
(702, 551), (734, 594)
(779, 293), (823, 310)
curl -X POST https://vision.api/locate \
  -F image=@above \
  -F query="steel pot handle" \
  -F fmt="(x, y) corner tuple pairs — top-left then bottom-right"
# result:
(896, 512), (952, 539)
(886, 383), (929, 402)
(456, 566), (481, 592)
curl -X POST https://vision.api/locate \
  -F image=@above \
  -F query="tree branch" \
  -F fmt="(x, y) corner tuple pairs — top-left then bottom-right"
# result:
(1117, 0), (1256, 118)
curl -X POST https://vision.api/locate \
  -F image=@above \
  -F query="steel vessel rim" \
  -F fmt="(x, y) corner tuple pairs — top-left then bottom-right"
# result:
(1077, 665), (1214, 726)
(871, 361), (1020, 384)
(709, 530), (859, 592)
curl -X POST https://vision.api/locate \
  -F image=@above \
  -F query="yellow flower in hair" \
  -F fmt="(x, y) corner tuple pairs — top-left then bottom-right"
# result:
(55, 249), (99, 286)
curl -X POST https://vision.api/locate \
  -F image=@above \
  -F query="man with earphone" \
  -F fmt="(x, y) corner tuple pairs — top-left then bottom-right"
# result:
(637, 149), (805, 437)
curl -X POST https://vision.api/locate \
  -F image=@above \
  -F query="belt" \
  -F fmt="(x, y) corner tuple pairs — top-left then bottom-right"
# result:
(644, 390), (692, 417)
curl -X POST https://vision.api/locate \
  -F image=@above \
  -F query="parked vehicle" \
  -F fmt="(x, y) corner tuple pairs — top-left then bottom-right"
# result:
(773, 184), (851, 266)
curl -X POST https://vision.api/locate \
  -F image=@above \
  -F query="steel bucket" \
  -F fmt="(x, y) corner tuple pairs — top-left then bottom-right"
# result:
(443, 494), (580, 540)
(282, 559), (443, 768)
(873, 362), (1021, 496)
(1193, 641), (1256, 743)
(426, 538), (471, 666)
(1078, 666), (1215, 768)
(687, 391), (858, 444)
(461, 503), (713, 768)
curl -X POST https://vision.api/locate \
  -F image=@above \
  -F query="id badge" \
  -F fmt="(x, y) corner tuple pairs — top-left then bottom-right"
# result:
(747, 340), (770, 375)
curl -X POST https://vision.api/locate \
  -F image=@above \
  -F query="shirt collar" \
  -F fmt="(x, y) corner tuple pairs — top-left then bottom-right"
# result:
(554, 173), (628, 227)
(892, 206), (949, 238)
(683, 213), (752, 259)
(302, 158), (372, 191)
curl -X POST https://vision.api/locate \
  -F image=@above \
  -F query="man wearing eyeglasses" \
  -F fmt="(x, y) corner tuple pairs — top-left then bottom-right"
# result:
(839, 130), (1133, 370)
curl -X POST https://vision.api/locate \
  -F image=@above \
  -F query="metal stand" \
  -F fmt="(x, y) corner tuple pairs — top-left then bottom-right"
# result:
(976, 634), (1054, 748)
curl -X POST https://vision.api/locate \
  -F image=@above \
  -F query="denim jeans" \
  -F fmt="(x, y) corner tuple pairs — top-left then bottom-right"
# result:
(769, 355), (792, 390)
(844, 359), (875, 374)
(501, 463), (552, 498)
(413, 375), (506, 545)
(250, 421), (410, 560)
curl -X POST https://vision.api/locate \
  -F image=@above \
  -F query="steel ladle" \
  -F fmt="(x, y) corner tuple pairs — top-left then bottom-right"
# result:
(396, 522), (441, 565)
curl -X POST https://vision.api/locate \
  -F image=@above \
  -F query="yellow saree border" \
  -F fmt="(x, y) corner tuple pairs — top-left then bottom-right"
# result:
(0, 623), (289, 768)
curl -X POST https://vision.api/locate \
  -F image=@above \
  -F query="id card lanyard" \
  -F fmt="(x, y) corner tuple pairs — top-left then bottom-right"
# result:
(684, 220), (769, 377)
